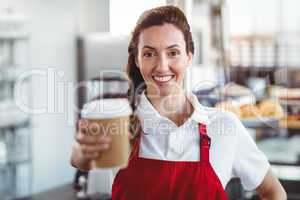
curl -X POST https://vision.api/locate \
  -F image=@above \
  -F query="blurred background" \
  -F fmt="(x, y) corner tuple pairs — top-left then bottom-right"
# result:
(0, 0), (300, 199)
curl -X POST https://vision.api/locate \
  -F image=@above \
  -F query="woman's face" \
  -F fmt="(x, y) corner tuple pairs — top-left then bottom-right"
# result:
(136, 23), (193, 97)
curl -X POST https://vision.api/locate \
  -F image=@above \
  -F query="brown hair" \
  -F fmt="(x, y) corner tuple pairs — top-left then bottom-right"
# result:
(126, 5), (194, 142)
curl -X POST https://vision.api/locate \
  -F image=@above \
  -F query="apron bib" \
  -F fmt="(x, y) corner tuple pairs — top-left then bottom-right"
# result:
(112, 123), (228, 200)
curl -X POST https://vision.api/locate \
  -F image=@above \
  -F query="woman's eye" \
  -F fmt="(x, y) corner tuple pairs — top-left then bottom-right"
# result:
(169, 50), (180, 57)
(143, 52), (155, 58)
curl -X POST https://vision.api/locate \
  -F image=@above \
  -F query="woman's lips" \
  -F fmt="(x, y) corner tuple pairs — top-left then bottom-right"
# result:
(153, 75), (174, 82)
(152, 75), (174, 83)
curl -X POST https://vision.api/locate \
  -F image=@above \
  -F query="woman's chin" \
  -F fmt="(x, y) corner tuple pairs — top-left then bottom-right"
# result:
(146, 81), (182, 97)
(157, 86), (180, 97)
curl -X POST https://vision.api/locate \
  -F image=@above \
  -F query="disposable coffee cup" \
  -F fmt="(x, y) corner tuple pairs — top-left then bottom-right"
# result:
(81, 98), (132, 168)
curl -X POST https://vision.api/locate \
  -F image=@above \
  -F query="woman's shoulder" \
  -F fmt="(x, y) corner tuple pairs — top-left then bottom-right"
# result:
(196, 102), (240, 125)
(189, 92), (241, 129)
(196, 103), (242, 138)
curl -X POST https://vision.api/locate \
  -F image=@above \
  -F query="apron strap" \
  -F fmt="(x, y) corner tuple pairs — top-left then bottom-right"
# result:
(129, 132), (141, 160)
(198, 123), (211, 163)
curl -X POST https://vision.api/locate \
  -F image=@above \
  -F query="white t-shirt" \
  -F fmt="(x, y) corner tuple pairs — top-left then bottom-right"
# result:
(134, 91), (270, 191)
(88, 91), (270, 194)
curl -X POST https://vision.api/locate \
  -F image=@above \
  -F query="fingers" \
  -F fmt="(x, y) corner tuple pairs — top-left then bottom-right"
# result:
(81, 144), (110, 159)
(75, 132), (111, 145)
(75, 119), (112, 160)
(76, 119), (110, 144)
(81, 144), (109, 154)
(81, 151), (99, 160)
(77, 119), (88, 134)
(77, 119), (108, 136)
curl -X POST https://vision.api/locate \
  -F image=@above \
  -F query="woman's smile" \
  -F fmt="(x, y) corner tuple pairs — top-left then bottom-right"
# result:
(152, 75), (175, 84)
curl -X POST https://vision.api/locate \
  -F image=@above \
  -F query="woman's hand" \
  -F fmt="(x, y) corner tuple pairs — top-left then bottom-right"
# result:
(71, 119), (111, 171)
(256, 169), (287, 200)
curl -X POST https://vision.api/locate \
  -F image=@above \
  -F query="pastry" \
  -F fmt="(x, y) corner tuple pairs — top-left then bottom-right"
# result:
(280, 114), (300, 129)
(240, 104), (261, 119)
(258, 99), (285, 119)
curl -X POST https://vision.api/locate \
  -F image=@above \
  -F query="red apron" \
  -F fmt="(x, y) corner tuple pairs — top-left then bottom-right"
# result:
(112, 123), (228, 200)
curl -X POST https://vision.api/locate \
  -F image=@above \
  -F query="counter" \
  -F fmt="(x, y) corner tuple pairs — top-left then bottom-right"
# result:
(15, 184), (77, 200)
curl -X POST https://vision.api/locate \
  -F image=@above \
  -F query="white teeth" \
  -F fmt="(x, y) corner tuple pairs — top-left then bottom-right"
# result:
(153, 75), (173, 82)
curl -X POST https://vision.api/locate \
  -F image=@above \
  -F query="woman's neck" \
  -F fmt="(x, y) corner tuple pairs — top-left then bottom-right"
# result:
(146, 90), (194, 126)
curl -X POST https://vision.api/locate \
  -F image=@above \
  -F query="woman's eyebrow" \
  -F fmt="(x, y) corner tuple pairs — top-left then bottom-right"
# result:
(166, 44), (180, 49)
(142, 45), (156, 50)
(142, 44), (180, 50)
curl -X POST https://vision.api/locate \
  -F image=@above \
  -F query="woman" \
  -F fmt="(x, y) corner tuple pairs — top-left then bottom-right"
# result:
(71, 5), (286, 200)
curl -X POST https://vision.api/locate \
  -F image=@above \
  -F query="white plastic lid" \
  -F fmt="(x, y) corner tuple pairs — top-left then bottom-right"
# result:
(81, 98), (132, 119)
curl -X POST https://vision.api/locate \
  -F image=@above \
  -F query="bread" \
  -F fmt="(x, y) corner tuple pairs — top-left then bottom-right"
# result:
(280, 114), (300, 129)
(258, 99), (284, 119)
(215, 101), (242, 117)
(216, 99), (285, 120)
(240, 104), (261, 119)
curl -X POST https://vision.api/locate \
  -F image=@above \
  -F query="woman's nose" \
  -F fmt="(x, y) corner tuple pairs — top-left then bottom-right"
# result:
(156, 54), (169, 72)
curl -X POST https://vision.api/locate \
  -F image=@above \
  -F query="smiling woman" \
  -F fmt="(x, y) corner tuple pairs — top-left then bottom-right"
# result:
(136, 23), (192, 97)
(71, 5), (287, 200)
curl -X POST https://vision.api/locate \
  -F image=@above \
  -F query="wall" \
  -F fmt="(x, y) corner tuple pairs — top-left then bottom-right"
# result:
(110, 0), (166, 35)
(77, 0), (109, 34)
(0, 0), (111, 195)
(29, 0), (77, 193)
(0, 0), (78, 194)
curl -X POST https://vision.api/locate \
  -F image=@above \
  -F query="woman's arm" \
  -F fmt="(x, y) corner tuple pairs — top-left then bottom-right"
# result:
(256, 169), (287, 200)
